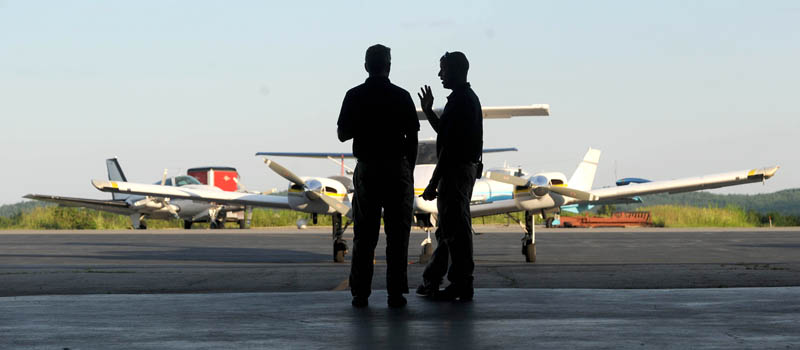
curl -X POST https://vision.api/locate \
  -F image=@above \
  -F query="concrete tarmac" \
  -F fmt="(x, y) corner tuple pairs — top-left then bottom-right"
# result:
(2, 288), (799, 349)
(1, 226), (799, 348)
(1, 226), (799, 295)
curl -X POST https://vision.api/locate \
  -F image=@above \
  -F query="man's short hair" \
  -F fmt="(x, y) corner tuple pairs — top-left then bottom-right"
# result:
(441, 51), (469, 77)
(365, 44), (391, 74)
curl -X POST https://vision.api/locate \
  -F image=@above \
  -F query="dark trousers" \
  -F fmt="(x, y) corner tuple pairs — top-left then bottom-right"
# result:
(422, 163), (476, 287)
(349, 160), (413, 297)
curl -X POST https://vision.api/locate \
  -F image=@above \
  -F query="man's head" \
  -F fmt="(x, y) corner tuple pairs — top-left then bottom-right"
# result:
(365, 44), (391, 77)
(438, 51), (469, 89)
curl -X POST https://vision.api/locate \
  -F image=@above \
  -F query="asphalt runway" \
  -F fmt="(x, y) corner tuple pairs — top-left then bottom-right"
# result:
(1, 226), (799, 296)
(2, 226), (799, 349)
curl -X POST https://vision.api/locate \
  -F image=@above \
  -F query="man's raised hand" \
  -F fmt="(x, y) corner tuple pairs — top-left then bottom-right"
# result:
(417, 85), (434, 113)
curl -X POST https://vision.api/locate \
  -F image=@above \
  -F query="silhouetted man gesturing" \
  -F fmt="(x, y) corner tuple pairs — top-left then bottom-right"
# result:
(337, 44), (419, 308)
(417, 51), (482, 301)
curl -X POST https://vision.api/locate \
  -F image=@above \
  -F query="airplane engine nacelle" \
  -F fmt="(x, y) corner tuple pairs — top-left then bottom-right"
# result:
(287, 177), (348, 214)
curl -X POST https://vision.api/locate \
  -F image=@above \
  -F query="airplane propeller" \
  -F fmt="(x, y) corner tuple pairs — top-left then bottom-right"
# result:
(484, 171), (598, 201)
(150, 168), (179, 218)
(263, 158), (352, 218)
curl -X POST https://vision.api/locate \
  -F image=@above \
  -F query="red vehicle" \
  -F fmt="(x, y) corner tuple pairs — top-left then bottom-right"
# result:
(187, 166), (248, 229)
(187, 167), (240, 192)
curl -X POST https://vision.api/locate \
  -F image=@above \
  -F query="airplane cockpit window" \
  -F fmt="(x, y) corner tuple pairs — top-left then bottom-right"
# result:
(153, 178), (173, 186)
(175, 176), (201, 187)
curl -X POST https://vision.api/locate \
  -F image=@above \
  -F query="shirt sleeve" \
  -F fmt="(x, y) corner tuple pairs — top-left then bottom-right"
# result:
(403, 92), (420, 133)
(337, 90), (355, 142)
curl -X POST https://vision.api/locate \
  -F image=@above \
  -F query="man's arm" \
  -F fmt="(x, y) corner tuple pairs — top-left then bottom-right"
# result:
(421, 147), (446, 201)
(337, 91), (355, 142)
(417, 85), (440, 133)
(405, 132), (418, 170)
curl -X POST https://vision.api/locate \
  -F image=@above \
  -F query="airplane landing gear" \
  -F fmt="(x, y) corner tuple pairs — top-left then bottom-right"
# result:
(419, 229), (433, 264)
(210, 220), (225, 229)
(183, 220), (193, 230)
(415, 214), (436, 264)
(332, 213), (349, 263)
(522, 210), (536, 263)
(130, 214), (147, 230)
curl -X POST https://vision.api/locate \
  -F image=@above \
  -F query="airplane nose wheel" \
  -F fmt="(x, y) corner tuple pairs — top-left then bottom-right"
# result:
(419, 229), (433, 264)
(332, 213), (348, 263)
(523, 240), (536, 263)
(522, 210), (536, 263)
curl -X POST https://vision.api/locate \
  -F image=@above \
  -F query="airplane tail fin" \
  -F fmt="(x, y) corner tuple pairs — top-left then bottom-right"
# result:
(568, 148), (602, 191)
(106, 158), (131, 201)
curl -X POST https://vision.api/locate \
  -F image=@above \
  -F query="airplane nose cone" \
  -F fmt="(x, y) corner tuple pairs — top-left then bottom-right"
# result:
(305, 179), (322, 192)
(414, 196), (437, 214)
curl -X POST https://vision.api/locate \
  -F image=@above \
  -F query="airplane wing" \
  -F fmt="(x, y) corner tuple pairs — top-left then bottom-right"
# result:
(90, 180), (292, 209)
(416, 104), (550, 120)
(256, 148), (517, 158)
(469, 199), (521, 218)
(255, 152), (355, 158)
(23, 194), (135, 216)
(586, 166), (780, 201)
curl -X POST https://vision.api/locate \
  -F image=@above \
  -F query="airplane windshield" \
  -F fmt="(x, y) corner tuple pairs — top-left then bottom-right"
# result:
(153, 176), (201, 187)
(175, 176), (201, 187)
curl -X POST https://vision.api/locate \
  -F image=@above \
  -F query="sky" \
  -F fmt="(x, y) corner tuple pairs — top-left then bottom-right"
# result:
(1, 0), (798, 205)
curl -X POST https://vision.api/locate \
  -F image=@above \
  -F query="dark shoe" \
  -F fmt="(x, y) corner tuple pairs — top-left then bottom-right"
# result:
(351, 296), (368, 308)
(434, 284), (474, 302)
(415, 282), (439, 297)
(387, 295), (407, 308)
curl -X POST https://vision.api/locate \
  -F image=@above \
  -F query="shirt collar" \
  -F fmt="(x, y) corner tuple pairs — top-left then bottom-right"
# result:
(447, 82), (471, 99)
(365, 76), (390, 84)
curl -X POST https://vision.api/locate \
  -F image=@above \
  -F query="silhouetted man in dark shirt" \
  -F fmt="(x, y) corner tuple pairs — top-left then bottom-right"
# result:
(337, 44), (419, 308)
(417, 51), (482, 301)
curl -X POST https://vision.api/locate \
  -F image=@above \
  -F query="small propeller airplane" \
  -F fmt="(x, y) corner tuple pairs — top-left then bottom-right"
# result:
(86, 102), (780, 263)
(25, 158), (255, 229)
(88, 105), (550, 262)
(252, 146), (779, 263)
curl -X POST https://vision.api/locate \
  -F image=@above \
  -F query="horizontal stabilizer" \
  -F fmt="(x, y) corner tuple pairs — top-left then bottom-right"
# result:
(416, 104), (550, 120)
(257, 148), (518, 158)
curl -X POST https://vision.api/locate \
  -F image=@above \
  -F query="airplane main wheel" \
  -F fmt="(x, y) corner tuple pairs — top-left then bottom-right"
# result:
(238, 219), (247, 229)
(523, 241), (536, 263)
(333, 239), (348, 263)
(545, 218), (554, 228)
(137, 222), (147, 230)
(183, 220), (193, 230)
(419, 242), (433, 264)
(210, 220), (225, 229)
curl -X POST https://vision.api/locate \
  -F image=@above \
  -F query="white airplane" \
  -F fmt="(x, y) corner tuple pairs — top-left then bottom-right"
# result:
(89, 146), (779, 263)
(25, 158), (253, 229)
(472, 149), (779, 262)
(88, 102), (779, 263)
(255, 145), (779, 262)
(86, 105), (550, 260)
